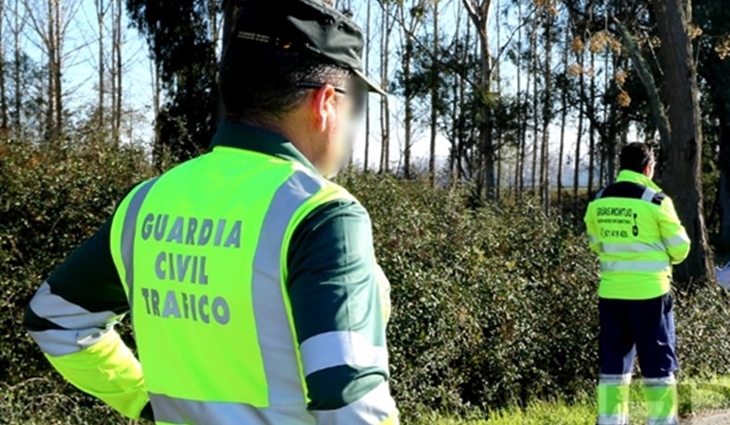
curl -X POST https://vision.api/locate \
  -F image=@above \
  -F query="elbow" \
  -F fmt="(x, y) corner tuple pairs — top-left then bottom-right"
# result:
(23, 288), (47, 333)
(23, 304), (37, 332)
(305, 367), (387, 411)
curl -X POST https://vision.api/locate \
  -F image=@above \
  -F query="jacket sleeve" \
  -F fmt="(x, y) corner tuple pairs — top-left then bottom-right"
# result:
(23, 215), (153, 420)
(583, 204), (601, 254)
(657, 196), (691, 265)
(287, 199), (398, 425)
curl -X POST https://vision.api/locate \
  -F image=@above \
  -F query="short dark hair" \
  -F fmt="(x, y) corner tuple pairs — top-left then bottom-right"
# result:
(220, 46), (351, 124)
(620, 142), (654, 173)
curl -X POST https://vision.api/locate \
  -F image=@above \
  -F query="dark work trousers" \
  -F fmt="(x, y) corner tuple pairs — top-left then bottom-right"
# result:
(599, 293), (678, 378)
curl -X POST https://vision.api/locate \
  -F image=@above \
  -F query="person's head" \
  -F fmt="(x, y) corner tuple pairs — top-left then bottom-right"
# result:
(619, 142), (655, 179)
(220, 0), (385, 178)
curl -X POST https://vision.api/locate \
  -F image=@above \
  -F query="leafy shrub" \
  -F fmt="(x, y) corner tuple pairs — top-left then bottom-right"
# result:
(0, 136), (152, 386)
(1, 144), (729, 424)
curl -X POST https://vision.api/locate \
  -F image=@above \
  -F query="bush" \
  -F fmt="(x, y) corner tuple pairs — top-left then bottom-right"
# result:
(0, 136), (152, 386)
(2, 143), (730, 424)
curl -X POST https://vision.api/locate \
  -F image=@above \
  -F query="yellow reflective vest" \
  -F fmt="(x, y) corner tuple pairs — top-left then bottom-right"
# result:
(107, 146), (396, 424)
(584, 171), (691, 300)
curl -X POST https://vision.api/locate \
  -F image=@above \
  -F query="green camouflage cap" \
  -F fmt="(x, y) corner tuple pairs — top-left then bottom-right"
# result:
(230, 0), (386, 96)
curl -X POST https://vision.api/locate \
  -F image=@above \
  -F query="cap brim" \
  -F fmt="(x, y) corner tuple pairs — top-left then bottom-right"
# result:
(353, 69), (387, 96)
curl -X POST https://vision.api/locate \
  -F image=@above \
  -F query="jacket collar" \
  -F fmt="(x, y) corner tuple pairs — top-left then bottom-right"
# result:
(209, 122), (318, 174)
(616, 170), (663, 192)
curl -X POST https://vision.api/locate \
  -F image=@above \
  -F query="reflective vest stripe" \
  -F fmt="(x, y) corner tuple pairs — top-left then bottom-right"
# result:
(120, 178), (159, 307)
(27, 282), (120, 356)
(251, 170), (324, 406)
(600, 261), (670, 273)
(663, 234), (689, 247)
(597, 414), (630, 425)
(311, 381), (396, 425)
(300, 331), (389, 376)
(30, 282), (119, 330)
(599, 242), (667, 254)
(148, 393), (309, 425)
(643, 374), (676, 387)
(641, 187), (658, 203)
(598, 373), (632, 386)
(647, 417), (679, 425)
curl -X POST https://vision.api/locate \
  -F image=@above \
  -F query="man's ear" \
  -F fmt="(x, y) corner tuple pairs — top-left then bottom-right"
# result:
(311, 85), (338, 132)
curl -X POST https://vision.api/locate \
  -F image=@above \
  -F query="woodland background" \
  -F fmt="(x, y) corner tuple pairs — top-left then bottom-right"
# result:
(1, 0), (730, 423)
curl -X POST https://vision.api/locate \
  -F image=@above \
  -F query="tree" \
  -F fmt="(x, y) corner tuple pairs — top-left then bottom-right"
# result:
(364, 0), (372, 171)
(462, 0), (497, 200)
(95, 0), (108, 129)
(539, 4), (555, 214)
(650, 0), (714, 283)
(695, 0), (730, 252)
(397, 0), (427, 178)
(0, 0), (8, 133)
(429, 0), (439, 184)
(378, 0), (396, 173)
(111, 0), (123, 143)
(24, 0), (74, 140)
(126, 0), (219, 164)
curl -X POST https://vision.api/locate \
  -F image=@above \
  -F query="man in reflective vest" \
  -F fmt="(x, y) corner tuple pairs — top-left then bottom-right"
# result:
(23, 1), (398, 424)
(585, 143), (691, 425)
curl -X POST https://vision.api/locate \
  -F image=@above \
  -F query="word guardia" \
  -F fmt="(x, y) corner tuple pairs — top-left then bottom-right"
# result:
(137, 213), (242, 326)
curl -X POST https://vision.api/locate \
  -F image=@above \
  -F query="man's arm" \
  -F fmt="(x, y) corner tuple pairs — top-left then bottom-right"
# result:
(23, 211), (153, 420)
(584, 204), (601, 254)
(657, 196), (691, 265)
(287, 199), (398, 425)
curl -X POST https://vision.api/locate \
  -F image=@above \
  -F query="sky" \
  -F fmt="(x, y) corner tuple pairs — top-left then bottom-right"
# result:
(22, 0), (617, 186)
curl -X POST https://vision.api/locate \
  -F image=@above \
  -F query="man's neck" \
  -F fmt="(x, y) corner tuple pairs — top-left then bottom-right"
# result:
(234, 116), (321, 173)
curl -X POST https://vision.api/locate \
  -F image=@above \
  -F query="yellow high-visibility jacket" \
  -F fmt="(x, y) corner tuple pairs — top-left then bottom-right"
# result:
(584, 170), (691, 300)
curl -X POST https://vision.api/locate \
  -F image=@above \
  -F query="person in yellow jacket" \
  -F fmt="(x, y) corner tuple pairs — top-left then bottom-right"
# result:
(585, 143), (691, 425)
(22, 1), (398, 424)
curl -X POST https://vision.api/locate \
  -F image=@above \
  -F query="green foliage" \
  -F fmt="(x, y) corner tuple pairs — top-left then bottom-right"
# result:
(0, 136), (152, 386)
(2, 144), (730, 424)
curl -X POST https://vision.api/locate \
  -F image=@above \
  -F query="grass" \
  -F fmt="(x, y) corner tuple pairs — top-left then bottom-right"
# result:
(411, 377), (730, 425)
(3, 376), (730, 424)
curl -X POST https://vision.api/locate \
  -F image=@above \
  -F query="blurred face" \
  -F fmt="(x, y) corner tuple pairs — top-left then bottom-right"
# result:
(303, 79), (365, 178)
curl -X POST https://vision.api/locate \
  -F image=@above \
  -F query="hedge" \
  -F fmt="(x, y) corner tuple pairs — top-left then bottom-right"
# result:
(2, 138), (730, 423)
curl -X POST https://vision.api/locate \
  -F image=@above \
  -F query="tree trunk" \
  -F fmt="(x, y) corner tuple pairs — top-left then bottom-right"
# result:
(462, 0), (494, 200)
(152, 60), (161, 156)
(364, 0), (371, 172)
(587, 51), (596, 197)
(403, 39), (413, 178)
(520, 29), (530, 198)
(429, 0), (439, 185)
(651, 0), (714, 284)
(573, 46), (585, 214)
(219, 0), (238, 123)
(12, 0), (20, 134)
(718, 102), (730, 251)
(541, 14), (552, 215)
(0, 0), (8, 131)
(113, 0), (122, 144)
(379, 3), (392, 174)
(46, 0), (57, 139)
(97, 0), (105, 129)
(557, 24), (569, 207)
(531, 21), (538, 195)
